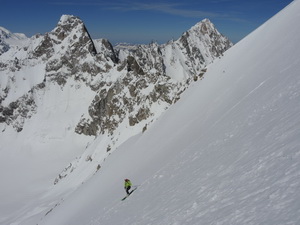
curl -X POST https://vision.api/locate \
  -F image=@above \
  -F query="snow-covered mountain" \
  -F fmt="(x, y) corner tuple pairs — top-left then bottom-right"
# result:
(34, 0), (300, 224)
(0, 15), (232, 224)
(0, 16), (231, 134)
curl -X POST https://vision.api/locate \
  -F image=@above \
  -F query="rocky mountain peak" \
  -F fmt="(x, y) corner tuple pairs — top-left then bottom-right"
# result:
(194, 18), (215, 34)
(32, 14), (97, 59)
(54, 15), (91, 44)
(58, 15), (80, 26)
(32, 14), (103, 87)
(178, 18), (233, 65)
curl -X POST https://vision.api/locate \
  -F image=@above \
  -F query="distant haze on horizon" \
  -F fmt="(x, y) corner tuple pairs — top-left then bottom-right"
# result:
(1, 0), (294, 44)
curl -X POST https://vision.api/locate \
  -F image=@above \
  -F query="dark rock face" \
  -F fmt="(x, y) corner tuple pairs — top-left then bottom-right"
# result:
(126, 56), (145, 75)
(0, 40), (9, 55)
(0, 93), (37, 132)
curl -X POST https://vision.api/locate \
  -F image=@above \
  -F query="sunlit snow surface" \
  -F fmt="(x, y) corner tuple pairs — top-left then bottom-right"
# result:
(2, 0), (300, 224)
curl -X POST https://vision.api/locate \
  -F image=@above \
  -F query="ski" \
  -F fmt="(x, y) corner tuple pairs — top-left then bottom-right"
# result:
(121, 187), (137, 201)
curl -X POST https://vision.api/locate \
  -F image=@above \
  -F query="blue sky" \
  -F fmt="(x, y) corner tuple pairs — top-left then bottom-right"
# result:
(1, 0), (293, 44)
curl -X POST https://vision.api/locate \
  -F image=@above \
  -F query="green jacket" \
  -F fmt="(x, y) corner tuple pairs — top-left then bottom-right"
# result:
(124, 180), (132, 188)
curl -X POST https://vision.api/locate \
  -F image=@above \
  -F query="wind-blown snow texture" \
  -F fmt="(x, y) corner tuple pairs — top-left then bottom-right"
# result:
(1, 0), (300, 224)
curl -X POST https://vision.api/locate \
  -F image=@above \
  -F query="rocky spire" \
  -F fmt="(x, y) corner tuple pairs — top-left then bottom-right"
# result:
(179, 18), (233, 65)
(33, 15), (97, 59)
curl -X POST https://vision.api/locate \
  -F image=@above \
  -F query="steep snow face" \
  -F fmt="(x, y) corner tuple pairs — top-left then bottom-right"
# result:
(33, 0), (300, 225)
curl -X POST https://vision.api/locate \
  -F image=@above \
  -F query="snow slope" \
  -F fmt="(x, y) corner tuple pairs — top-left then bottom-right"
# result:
(35, 0), (300, 225)
(0, 81), (95, 224)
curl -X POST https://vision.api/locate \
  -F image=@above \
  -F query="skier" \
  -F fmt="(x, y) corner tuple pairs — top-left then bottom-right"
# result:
(124, 178), (132, 195)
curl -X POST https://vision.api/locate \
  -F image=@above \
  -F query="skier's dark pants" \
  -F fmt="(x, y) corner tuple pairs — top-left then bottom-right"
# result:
(126, 186), (131, 195)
